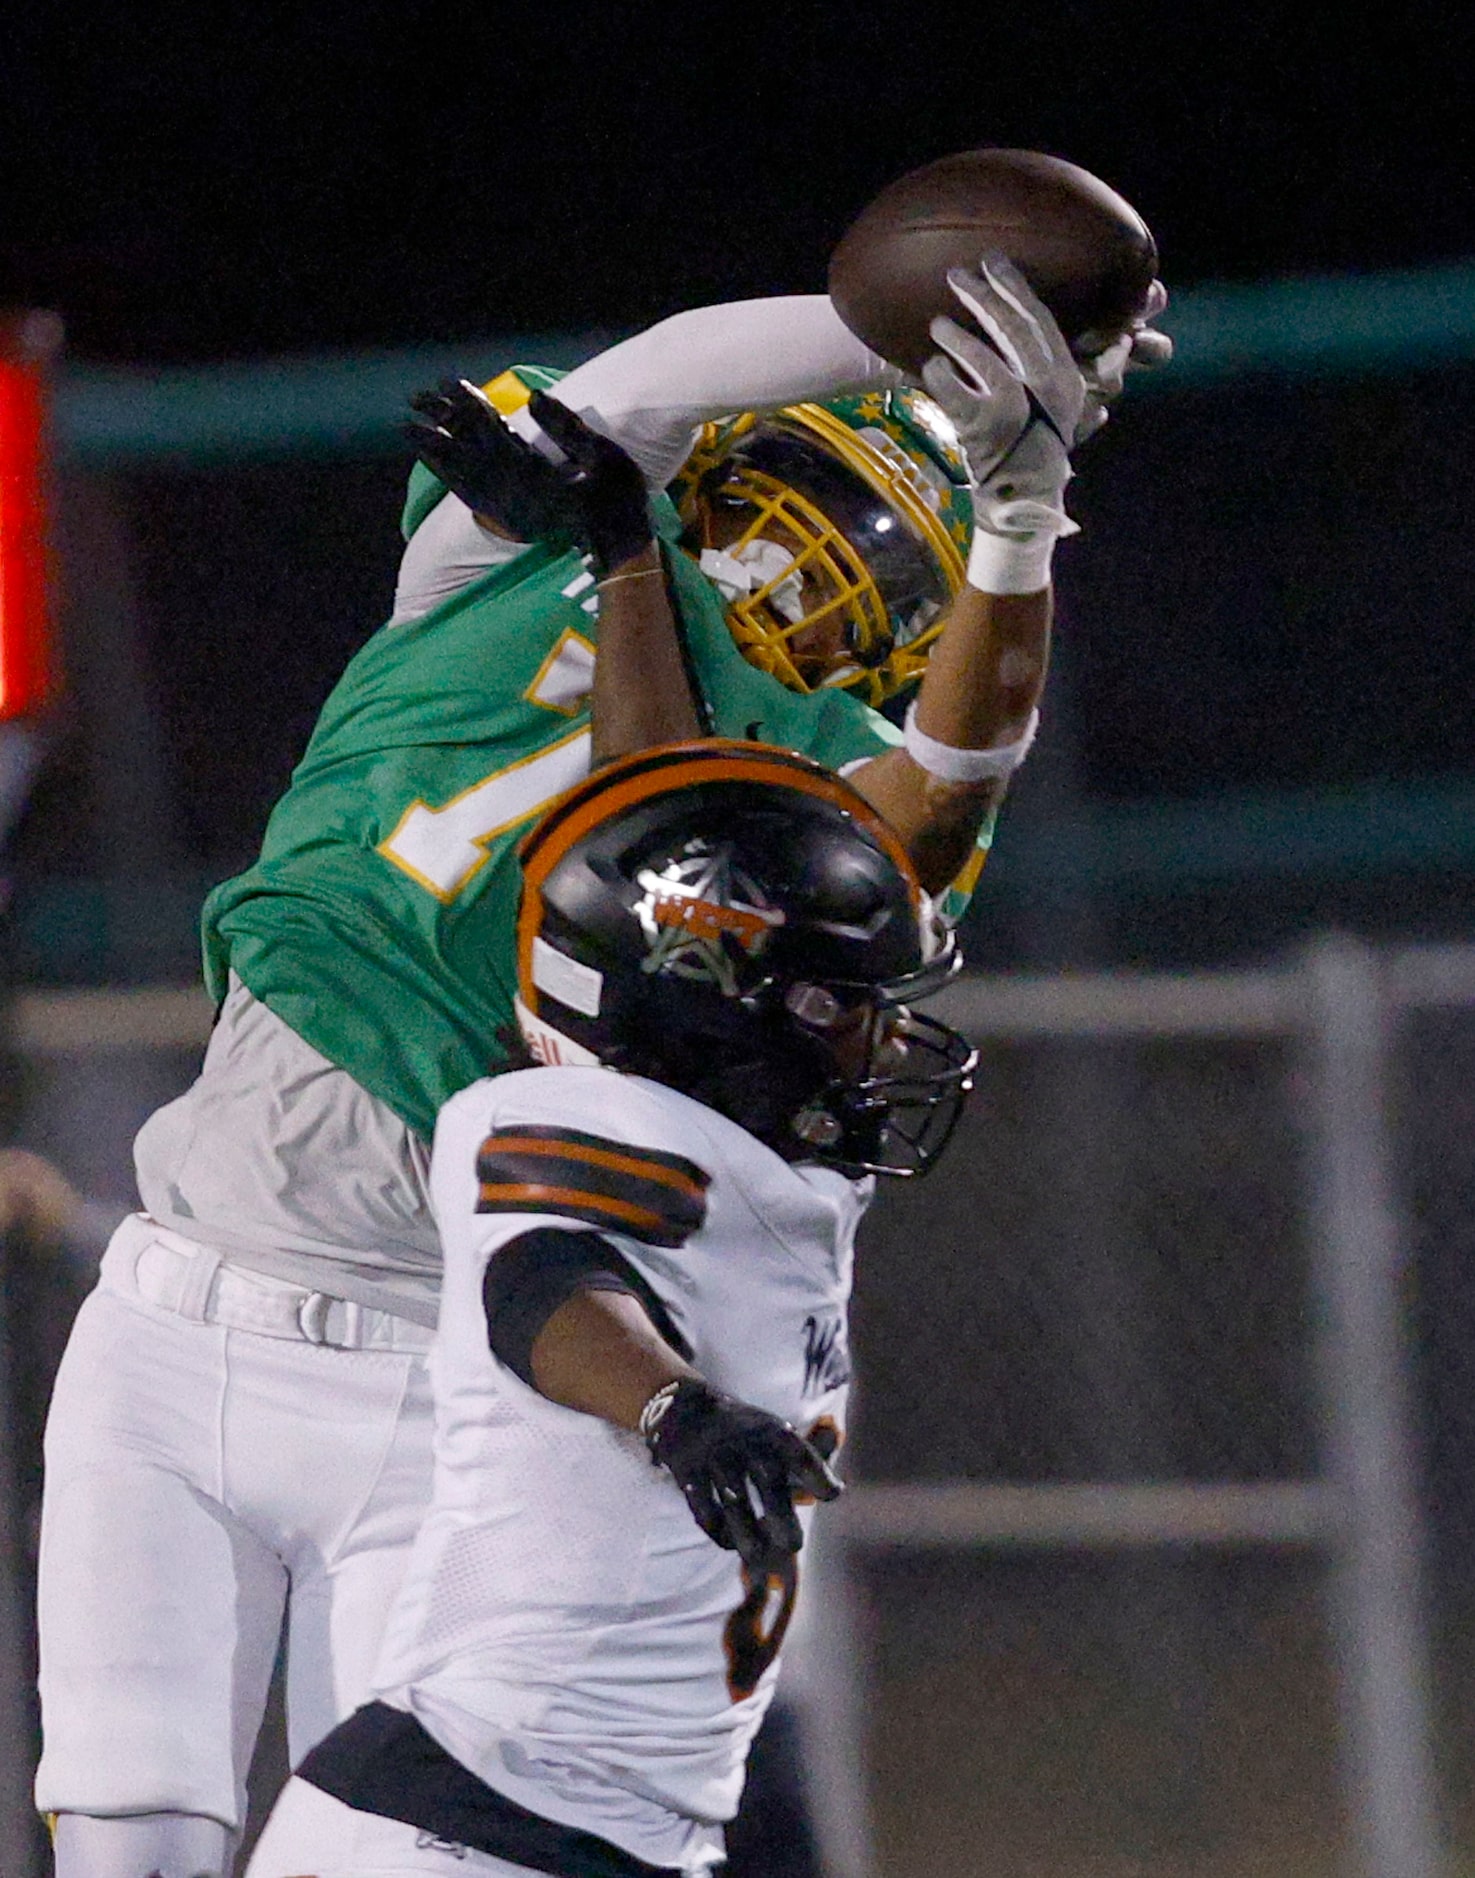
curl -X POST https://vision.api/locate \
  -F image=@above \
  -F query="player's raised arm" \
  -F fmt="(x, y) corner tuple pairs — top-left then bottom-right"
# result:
(844, 255), (1087, 891)
(404, 380), (703, 762)
(548, 294), (902, 486)
(392, 295), (901, 621)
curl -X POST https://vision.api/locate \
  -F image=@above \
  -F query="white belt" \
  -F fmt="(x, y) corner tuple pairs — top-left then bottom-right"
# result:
(103, 1215), (435, 1353)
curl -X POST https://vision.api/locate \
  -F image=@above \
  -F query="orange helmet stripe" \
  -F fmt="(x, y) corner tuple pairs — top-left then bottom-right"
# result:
(516, 739), (920, 1015)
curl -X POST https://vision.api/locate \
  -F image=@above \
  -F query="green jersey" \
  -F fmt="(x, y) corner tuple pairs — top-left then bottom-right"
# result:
(203, 501), (900, 1139)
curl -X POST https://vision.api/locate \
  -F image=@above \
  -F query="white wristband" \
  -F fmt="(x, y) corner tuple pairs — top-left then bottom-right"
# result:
(966, 528), (1057, 595)
(966, 500), (1078, 595)
(903, 703), (1040, 783)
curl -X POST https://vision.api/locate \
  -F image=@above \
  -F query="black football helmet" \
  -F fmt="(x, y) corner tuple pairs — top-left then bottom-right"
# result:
(514, 740), (976, 1177)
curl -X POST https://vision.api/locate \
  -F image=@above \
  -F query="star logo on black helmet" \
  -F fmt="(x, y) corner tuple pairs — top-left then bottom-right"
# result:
(634, 844), (785, 995)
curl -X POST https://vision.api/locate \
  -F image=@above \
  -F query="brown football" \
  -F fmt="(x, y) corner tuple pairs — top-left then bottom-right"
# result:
(828, 148), (1159, 375)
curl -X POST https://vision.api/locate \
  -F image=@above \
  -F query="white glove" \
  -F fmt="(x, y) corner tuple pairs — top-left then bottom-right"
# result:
(922, 254), (1086, 593)
(1074, 278), (1173, 443)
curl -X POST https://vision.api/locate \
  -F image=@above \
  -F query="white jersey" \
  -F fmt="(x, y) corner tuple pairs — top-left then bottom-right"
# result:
(372, 1065), (867, 1873)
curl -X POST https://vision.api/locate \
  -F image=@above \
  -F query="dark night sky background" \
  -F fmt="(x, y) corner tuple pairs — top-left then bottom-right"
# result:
(4, 2), (1473, 364)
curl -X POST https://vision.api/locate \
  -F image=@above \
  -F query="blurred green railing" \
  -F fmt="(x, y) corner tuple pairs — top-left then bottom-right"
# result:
(52, 262), (1475, 465)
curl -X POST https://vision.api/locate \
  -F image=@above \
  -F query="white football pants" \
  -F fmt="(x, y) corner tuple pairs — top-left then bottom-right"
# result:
(36, 1215), (437, 1838)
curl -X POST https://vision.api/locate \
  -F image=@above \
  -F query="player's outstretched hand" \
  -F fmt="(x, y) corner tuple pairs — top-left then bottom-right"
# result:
(1074, 278), (1173, 443)
(525, 389), (653, 576)
(923, 253), (1090, 555)
(922, 252), (1086, 484)
(403, 382), (654, 576)
(641, 1378), (842, 1575)
(404, 379), (576, 544)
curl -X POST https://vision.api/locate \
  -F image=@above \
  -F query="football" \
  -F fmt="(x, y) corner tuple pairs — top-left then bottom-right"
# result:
(828, 148), (1159, 375)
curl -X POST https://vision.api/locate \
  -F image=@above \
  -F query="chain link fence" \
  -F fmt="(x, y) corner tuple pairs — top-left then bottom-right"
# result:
(817, 940), (1475, 1878)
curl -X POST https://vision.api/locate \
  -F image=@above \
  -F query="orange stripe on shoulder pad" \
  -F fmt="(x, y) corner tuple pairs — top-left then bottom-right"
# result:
(475, 1125), (709, 1248)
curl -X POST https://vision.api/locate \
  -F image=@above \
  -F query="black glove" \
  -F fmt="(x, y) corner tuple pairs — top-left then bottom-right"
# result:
(641, 1378), (842, 1575)
(526, 389), (654, 575)
(404, 378), (573, 544)
(402, 381), (654, 576)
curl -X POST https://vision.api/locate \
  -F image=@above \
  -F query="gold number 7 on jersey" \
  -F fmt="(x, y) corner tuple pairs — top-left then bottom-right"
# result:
(378, 726), (592, 900)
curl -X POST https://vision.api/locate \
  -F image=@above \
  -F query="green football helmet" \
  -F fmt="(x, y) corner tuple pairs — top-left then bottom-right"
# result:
(674, 387), (974, 708)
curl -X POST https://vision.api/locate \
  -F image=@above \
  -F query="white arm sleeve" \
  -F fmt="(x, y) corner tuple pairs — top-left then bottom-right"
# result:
(390, 296), (901, 622)
(390, 492), (529, 626)
(553, 295), (903, 486)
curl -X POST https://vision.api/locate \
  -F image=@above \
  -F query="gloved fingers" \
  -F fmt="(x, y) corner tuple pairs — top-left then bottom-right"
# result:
(1129, 325), (1174, 369)
(407, 376), (468, 411)
(949, 254), (1067, 384)
(404, 429), (545, 521)
(404, 388), (469, 448)
(1077, 331), (1134, 401)
(948, 268), (1084, 449)
(926, 314), (1016, 402)
(405, 383), (517, 475)
(414, 379), (497, 438)
(648, 1384), (839, 1568)
(470, 412), (543, 476)
(527, 392), (649, 527)
(435, 379), (498, 435)
(919, 346), (973, 416)
(731, 1436), (839, 1568)
(727, 1507), (780, 1576)
(400, 416), (450, 457)
(1076, 272), (1172, 381)
(704, 1455), (773, 1569)
(1072, 299), (1171, 449)
(942, 270), (1028, 381)
(921, 342), (1028, 484)
(745, 1452), (805, 1560)
(527, 388), (605, 465)
(681, 1475), (739, 1552)
(405, 387), (456, 426)
(782, 1433), (844, 1506)
(1072, 400), (1112, 447)
(977, 250), (1066, 351)
(531, 390), (649, 513)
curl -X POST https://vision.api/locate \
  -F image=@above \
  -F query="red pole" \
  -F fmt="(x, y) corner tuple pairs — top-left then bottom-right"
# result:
(0, 312), (63, 723)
